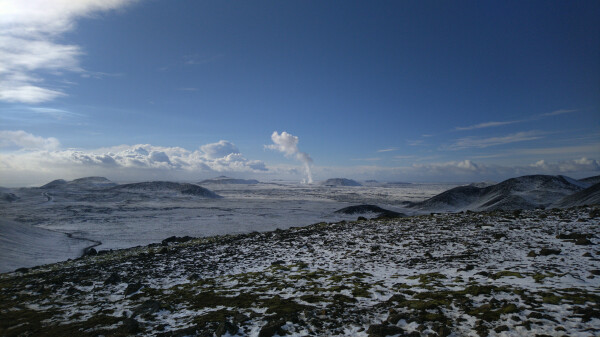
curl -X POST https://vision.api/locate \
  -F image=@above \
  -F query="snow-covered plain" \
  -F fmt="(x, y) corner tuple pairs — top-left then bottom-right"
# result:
(1, 206), (598, 336)
(0, 180), (455, 272)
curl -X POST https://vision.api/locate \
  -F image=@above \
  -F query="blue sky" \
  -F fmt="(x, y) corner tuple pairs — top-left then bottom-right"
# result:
(0, 0), (599, 186)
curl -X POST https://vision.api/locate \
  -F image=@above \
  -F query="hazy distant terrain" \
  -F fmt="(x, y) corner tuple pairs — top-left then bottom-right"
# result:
(0, 177), (454, 272)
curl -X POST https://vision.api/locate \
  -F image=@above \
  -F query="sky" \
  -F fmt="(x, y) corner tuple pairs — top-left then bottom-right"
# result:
(0, 0), (599, 186)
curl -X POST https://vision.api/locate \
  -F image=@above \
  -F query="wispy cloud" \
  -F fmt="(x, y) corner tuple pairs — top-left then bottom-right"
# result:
(177, 87), (199, 92)
(455, 120), (519, 131)
(447, 131), (543, 150)
(376, 148), (396, 153)
(27, 107), (82, 120)
(540, 109), (577, 117)
(0, 0), (138, 103)
(183, 54), (221, 65)
(453, 109), (578, 132)
(350, 157), (381, 162)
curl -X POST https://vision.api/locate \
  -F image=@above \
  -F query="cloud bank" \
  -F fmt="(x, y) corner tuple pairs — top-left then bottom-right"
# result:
(0, 131), (267, 186)
(0, 0), (137, 103)
(266, 131), (313, 183)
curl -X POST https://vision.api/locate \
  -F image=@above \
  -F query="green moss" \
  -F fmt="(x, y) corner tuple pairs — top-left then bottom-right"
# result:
(542, 295), (561, 305)
(407, 272), (447, 284)
(491, 271), (524, 280)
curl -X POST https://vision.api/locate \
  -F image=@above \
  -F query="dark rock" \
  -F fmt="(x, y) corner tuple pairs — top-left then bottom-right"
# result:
(539, 248), (561, 256)
(135, 300), (163, 316)
(258, 319), (286, 337)
(161, 236), (194, 245)
(215, 321), (238, 337)
(575, 238), (593, 245)
(121, 317), (141, 333)
(124, 282), (143, 296)
(527, 250), (537, 257)
(15, 267), (29, 273)
(366, 324), (404, 337)
(233, 312), (249, 324)
(104, 272), (121, 285)
(357, 216), (368, 221)
(437, 325), (452, 337)
(83, 247), (97, 256)
(495, 325), (509, 333)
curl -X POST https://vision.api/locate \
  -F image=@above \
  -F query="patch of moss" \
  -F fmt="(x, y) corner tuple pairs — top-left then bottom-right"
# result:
(407, 272), (447, 284)
(491, 271), (524, 280)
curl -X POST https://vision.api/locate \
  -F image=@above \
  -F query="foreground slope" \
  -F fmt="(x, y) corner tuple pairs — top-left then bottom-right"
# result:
(1, 206), (598, 336)
(412, 175), (586, 212)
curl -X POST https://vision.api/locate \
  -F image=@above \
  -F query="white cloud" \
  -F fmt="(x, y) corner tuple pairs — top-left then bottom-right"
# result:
(0, 130), (60, 150)
(376, 148), (396, 153)
(200, 140), (239, 159)
(0, 132), (268, 186)
(0, 0), (137, 103)
(447, 131), (543, 150)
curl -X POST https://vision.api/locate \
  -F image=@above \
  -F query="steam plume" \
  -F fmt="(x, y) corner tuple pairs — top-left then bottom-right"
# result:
(266, 131), (313, 183)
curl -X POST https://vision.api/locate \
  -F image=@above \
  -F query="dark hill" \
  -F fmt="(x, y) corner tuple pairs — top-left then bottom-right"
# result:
(553, 183), (600, 208)
(413, 175), (585, 212)
(322, 178), (362, 187)
(40, 177), (116, 189)
(579, 175), (600, 186)
(112, 181), (221, 198)
(40, 179), (67, 189)
(199, 176), (259, 185)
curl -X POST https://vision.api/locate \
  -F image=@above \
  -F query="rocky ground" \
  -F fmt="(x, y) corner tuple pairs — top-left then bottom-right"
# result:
(1, 206), (599, 337)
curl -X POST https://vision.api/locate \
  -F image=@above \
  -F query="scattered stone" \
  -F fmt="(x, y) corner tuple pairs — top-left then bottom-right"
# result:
(215, 321), (238, 337)
(82, 247), (97, 256)
(538, 248), (561, 256)
(104, 272), (121, 285)
(258, 319), (286, 337)
(366, 324), (404, 337)
(124, 282), (143, 296)
(121, 317), (141, 333)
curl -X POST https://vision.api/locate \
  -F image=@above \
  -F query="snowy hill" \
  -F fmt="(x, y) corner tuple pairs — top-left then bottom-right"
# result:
(321, 178), (362, 187)
(198, 176), (260, 185)
(579, 175), (600, 186)
(413, 175), (587, 212)
(40, 177), (117, 189)
(553, 183), (600, 208)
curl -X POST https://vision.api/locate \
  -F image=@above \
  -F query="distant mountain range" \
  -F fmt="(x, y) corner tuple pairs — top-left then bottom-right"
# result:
(4, 177), (222, 201)
(409, 174), (600, 212)
(198, 176), (260, 185)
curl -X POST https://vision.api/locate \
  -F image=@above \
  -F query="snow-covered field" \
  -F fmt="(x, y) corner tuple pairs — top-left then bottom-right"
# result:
(1, 206), (598, 336)
(0, 180), (455, 272)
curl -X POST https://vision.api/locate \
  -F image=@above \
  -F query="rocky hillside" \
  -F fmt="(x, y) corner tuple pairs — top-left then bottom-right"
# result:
(1, 206), (598, 336)
(412, 175), (589, 212)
